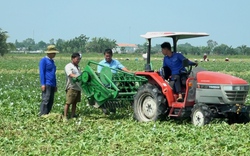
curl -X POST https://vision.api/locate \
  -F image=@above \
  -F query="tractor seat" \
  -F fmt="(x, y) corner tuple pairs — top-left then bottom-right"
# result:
(160, 66), (172, 81)
(161, 67), (188, 101)
(161, 66), (187, 86)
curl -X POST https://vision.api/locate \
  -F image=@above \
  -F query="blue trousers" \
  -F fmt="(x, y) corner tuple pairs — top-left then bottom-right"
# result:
(40, 85), (55, 116)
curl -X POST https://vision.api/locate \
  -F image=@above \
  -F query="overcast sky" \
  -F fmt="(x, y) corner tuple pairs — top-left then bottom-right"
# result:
(1, 0), (250, 47)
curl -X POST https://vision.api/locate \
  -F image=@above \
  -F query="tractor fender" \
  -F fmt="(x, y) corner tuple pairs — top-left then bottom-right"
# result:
(135, 71), (175, 104)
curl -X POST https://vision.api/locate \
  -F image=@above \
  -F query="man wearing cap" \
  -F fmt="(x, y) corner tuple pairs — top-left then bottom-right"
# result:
(39, 45), (59, 116)
(64, 53), (82, 119)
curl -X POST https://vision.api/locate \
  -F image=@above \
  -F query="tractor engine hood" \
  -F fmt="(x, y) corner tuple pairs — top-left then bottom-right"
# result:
(197, 71), (248, 85)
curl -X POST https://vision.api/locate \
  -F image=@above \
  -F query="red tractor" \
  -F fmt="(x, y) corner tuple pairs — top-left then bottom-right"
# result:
(133, 32), (250, 126)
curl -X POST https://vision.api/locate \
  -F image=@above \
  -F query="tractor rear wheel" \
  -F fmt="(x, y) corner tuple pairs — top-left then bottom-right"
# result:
(191, 104), (212, 126)
(133, 83), (166, 122)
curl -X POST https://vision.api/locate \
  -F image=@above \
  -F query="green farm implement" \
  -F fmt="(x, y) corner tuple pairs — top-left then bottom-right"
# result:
(75, 61), (148, 110)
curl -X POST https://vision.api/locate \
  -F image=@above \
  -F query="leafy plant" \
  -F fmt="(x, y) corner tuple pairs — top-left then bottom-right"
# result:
(1, 54), (250, 155)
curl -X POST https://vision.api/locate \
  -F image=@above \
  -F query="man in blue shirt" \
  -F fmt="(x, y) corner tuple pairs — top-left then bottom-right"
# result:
(97, 48), (129, 73)
(161, 42), (197, 102)
(39, 45), (59, 116)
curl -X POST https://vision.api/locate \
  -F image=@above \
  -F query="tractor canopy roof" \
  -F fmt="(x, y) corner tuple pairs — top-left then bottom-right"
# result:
(141, 31), (209, 71)
(140, 32), (209, 40)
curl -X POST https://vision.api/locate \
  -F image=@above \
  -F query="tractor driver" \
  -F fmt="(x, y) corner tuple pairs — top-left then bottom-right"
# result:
(161, 42), (197, 102)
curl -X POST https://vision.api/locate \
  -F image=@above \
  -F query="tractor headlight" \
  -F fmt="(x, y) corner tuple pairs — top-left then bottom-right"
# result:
(223, 86), (232, 91)
(233, 86), (241, 91)
(223, 85), (249, 91)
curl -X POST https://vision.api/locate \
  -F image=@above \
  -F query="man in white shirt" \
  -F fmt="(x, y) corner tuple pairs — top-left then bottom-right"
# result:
(64, 53), (82, 119)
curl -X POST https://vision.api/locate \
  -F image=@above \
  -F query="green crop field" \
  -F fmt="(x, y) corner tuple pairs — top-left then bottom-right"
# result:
(1, 53), (250, 155)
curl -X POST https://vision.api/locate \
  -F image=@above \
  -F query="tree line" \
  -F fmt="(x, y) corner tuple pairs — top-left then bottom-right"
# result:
(1, 28), (250, 56)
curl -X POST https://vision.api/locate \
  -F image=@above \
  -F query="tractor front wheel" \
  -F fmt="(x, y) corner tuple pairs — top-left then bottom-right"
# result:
(133, 83), (166, 122)
(191, 104), (212, 126)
